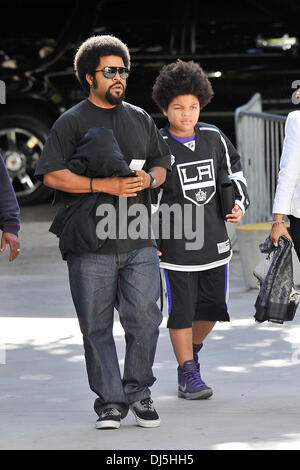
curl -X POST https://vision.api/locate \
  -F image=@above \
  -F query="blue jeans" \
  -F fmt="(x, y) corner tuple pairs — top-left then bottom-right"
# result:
(67, 247), (162, 418)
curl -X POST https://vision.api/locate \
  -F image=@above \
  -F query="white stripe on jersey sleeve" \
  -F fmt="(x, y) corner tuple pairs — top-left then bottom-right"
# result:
(219, 134), (247, 213)
(230, 170), (248, 186)
(199, 126), (233, 175)
(199, 125), (248, 213)
(219, 134), (233, 176)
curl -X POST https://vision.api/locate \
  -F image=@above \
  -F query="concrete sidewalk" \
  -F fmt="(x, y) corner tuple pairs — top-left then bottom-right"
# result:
(1, 205), (300, 450)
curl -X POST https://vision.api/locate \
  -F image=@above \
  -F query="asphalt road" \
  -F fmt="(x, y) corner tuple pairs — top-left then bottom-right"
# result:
(1, 203), (300, 450)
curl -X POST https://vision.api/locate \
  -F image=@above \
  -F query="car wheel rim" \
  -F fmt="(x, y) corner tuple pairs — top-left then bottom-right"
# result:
(0, 127), (44, 197)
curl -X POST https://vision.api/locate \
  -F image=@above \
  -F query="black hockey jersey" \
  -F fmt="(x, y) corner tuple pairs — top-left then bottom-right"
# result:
(155, 122), (249, 271)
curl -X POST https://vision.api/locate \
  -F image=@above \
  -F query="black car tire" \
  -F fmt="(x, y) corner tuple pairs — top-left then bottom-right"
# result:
(0, 114), (53, 205)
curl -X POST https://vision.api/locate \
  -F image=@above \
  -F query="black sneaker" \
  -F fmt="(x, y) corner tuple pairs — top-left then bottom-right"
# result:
(95, 407), (121, 429)
(130, 398), (160, 428)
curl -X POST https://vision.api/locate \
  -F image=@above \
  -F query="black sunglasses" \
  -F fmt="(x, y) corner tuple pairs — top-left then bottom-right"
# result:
(95, 66), (130, 79)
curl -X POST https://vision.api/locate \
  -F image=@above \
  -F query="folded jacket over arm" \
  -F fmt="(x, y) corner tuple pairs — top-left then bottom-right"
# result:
(49, 126), (135, 258)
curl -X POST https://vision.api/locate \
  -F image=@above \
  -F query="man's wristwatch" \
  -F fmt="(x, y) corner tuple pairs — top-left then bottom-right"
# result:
(148, 172), (156, 189)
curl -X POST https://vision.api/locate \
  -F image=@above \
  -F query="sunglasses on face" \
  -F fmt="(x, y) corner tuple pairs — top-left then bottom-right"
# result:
(95, 66), (130, 79)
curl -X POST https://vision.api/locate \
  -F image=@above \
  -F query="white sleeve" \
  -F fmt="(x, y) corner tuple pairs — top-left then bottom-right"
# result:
(272, 111), (300, 215)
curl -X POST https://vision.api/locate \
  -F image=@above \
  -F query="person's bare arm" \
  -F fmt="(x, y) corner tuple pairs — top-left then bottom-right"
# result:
(148, 166), (167, 188)
(136, 167), (167, 188)
(270, 213), (293, 244)
(43, 169), (144, 197)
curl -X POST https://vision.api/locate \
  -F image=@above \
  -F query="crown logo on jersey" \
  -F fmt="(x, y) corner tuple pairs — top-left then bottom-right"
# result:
(195, 188), (207, 202)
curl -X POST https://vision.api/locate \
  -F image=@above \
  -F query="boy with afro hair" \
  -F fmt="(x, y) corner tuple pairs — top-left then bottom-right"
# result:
(152, 60), (249, 400)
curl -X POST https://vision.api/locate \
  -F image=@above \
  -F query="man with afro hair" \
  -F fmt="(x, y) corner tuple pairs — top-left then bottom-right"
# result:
(152, 60), (249, 400)
(35, 35), (171, 430)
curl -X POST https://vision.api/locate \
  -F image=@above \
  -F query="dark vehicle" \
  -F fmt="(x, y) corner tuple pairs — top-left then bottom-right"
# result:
(1, 0), (300, 204)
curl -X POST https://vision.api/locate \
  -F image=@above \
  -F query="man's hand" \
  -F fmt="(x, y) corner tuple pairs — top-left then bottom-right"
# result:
(96, 174), (144, 197)
(226, 204), (243, 223)
(0, 232), (20, 262)
(95, 171), (153, 196)
(136, 170), (151, 189)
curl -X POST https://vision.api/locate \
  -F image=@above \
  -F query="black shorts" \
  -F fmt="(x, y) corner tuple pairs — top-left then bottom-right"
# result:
(161, 264), (230, 329)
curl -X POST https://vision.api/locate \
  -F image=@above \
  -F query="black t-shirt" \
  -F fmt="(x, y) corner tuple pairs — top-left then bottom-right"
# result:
(35, 99), (171, 254)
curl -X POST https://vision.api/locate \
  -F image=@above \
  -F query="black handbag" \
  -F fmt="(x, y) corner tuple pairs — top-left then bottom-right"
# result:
(218, 169), (235, 220)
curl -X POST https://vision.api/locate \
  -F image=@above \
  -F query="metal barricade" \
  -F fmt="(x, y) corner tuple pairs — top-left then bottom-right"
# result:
(235, 93), (286, 224)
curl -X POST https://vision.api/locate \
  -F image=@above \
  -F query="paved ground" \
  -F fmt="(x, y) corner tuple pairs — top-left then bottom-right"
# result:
(1, 204), (300, 450)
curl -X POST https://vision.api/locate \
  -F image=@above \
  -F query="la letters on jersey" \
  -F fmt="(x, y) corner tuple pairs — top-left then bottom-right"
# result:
(176, 159), (216, 206)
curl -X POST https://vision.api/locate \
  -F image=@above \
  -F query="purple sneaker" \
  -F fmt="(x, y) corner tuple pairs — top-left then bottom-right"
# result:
(178, 360), (213, 400)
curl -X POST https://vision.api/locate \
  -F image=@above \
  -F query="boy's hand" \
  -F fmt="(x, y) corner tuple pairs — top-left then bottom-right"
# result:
(157, 249), (162, 261)
(226, 204), (243, 223)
